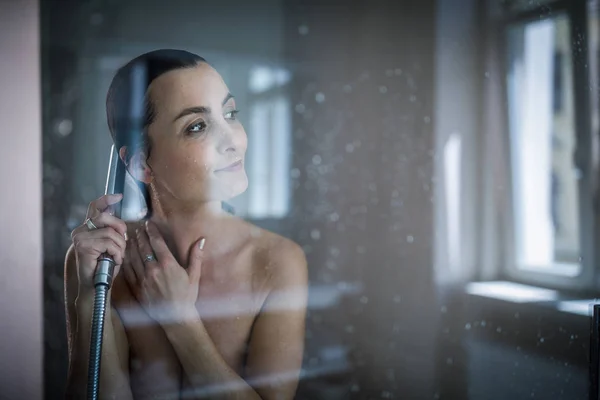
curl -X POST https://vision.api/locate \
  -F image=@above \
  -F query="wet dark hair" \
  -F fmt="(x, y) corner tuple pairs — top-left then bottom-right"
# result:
(106, 49), (206, 215)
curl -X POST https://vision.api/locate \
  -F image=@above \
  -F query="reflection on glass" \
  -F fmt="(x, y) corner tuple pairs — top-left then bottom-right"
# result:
(246, 66), (292, 219)
(506, 14), (580, 276)
(444, 132), (462, 269)
(465, 281), (558, 303)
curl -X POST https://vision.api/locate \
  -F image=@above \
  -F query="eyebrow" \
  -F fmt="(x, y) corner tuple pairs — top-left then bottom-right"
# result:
(173, 93), (235, 122)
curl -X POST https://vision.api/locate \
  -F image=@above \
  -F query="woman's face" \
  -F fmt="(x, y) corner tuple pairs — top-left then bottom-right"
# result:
(143, 63), (248, 204)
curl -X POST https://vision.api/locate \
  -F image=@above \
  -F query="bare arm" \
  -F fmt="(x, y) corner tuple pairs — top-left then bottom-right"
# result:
(243, 242), (308, 398)
(64, 245), (133, 399)
(163, 241), (308, 400)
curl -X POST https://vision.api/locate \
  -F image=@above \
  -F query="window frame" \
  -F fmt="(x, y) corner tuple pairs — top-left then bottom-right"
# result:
(493, 0), (598, 291)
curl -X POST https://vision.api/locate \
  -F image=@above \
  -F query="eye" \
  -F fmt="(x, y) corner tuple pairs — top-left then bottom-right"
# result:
(187, 120), (207, 134)
(224, 109), (240, 120)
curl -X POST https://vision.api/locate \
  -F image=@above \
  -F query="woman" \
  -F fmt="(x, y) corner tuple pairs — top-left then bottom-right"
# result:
(64, 49), (308, 399)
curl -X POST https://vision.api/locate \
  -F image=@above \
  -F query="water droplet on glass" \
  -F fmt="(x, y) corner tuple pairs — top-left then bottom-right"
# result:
(385, 69), (394, 77)
(424, 116), (431, 124)
(381, 391), (392, 399)
(446, 357), (453, 365)
(481, 320), (486, 327)
(346, 143), (354, 153)
(298, 25), (309, 35)
(312, 155), (322, 165)
(56, 119), (73, 137)
(485, 71), (490, 78)
(351, 384), (360, 392)
(295, 103), (305, 113)
(539, 338), (545, 343)
(514, 312), (520, 319)
(379, 86), (388, 94)
(393, 295), (401, 303)
(360, 296), (369, 304)
(310, 229), (321, 240)
(315, 92), (325, 103)
(496, 327), (502, 333)
(441, 306), (447, 313)
(410, 95), (417, 102)
(290, 168), (300, 178)
(465, 323), (471, 330)
(394, 68), (403, 76)
(406, 235), (414, 243)
(343, 84), (352, 93)
(345, 325), (355, 333)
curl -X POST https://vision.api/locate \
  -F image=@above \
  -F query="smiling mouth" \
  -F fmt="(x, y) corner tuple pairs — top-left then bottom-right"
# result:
(215, 159), (243, 172)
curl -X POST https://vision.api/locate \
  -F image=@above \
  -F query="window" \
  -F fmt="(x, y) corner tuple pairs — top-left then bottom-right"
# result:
(498, 2), (597, 290)
(238, 65), (292, 219)
(505, 14), (580, 276)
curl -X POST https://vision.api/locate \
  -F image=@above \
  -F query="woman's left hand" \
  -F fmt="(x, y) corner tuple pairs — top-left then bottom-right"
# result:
(123, 220), (205, 324)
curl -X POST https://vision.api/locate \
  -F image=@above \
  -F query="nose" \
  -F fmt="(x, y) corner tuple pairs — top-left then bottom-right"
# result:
(217, 124), (242, 155)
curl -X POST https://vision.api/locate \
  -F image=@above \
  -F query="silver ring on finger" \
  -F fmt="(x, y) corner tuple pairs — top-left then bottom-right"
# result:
(144, 254), (157, 263)
(85, 217), (98, 231)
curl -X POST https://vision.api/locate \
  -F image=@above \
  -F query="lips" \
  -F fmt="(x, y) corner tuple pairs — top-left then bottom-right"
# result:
(215, 159), (243, 172)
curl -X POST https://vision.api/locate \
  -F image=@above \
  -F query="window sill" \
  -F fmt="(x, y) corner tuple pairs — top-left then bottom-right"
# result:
(465, 280), (598, 317)
(458, 281), (593, 369)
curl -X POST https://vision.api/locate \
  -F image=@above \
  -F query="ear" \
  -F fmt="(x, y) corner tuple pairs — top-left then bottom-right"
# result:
(119, 146), (153, 184)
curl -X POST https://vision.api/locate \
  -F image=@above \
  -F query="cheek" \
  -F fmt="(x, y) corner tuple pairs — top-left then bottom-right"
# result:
(180, 148), (216, 182)
(152, 142), (215, 185)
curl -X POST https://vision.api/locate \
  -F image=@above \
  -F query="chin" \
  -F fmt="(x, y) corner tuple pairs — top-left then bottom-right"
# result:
(219, 172), (248, 201)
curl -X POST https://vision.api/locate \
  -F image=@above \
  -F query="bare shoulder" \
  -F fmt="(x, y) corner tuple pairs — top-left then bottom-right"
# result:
(237, 219), (308, 289)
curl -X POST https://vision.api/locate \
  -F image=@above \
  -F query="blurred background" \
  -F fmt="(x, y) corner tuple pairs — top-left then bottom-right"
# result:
(3, 0), (600, 398)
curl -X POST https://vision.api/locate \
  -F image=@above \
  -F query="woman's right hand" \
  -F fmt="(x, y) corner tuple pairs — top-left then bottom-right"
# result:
(71, 194), (128, 293)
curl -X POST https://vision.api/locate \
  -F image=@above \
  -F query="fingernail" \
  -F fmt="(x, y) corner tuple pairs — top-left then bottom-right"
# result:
(124, 231), (129, 241)
(199, 238), (206, 250)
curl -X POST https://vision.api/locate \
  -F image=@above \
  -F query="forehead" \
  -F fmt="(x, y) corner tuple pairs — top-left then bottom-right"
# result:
(148, 64), (229, 116)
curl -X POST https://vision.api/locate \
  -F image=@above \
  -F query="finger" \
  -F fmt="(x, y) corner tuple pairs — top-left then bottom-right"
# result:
(187, 237), (205, 284)
(135, 228), (159, 268)
(71, 223), (89, 239)
(122, 255), (137, 287)
(87, 194), (123, 218)
(129, 238), (145, 281)
(77, 237), (124, 265)
(91, 212), (128, 239)
(74, 227), (127, 256)
(144, 221), (175, 264)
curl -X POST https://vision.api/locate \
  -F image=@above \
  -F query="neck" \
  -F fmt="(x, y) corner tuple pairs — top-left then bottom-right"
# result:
(147, 195), (236, 267)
